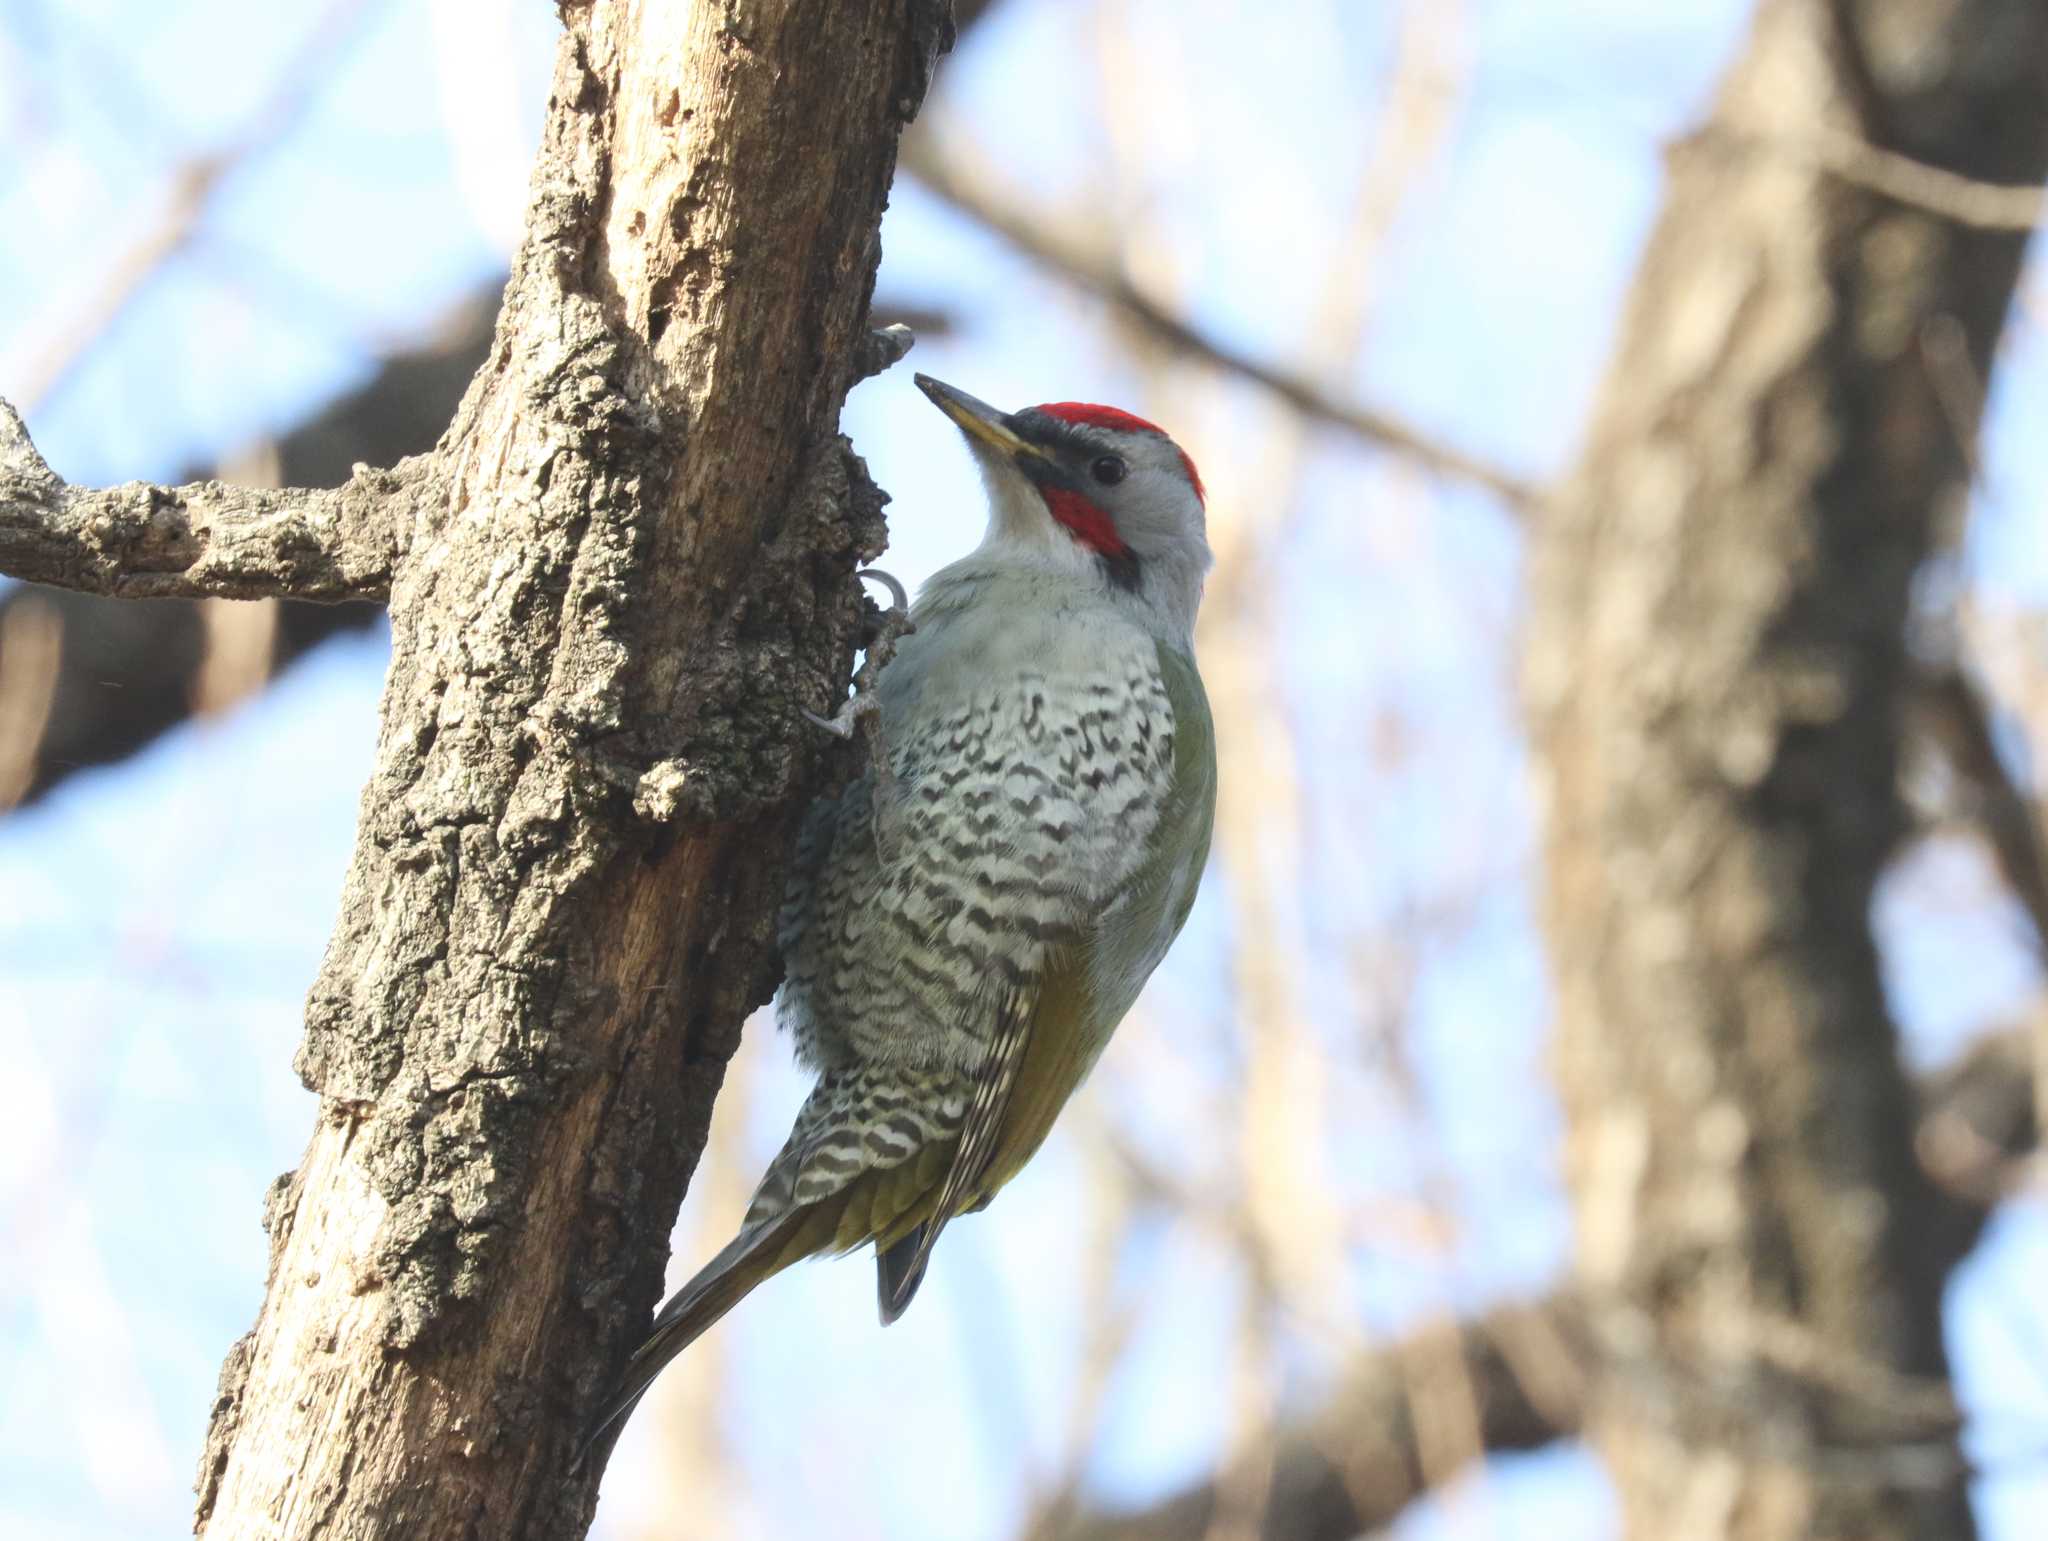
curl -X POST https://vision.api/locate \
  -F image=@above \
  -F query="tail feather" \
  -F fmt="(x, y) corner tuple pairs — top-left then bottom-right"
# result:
(876, 1224), (933, 1324)
(576, 1210), (813, 1465)
(577, 1065), (971, 1466)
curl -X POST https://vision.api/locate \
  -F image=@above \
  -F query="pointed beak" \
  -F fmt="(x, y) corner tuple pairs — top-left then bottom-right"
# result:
(915, 374), (1047, 467)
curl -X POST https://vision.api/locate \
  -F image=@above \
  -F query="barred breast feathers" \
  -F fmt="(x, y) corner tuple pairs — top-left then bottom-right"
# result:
(776, 566), (1183, 1082)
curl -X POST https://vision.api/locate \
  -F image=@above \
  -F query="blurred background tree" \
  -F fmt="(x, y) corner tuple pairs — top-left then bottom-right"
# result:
(3, 2), (2047, 1539)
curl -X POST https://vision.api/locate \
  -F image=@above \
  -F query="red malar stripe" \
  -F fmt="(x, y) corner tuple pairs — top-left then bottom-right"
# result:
(1042, 485), (1131, 558)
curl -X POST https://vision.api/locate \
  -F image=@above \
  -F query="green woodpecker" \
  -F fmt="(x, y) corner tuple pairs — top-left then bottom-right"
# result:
(587, 374), (1215, 1446)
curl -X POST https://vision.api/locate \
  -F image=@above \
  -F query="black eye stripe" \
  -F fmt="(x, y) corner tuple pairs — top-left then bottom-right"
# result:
(1011, 451), (1085, 494)
(1005, 410), (1152, 493)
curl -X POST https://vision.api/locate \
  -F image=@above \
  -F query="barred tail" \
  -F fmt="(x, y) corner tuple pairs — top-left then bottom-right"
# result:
(577, 1065), (969, 1464)
(576, 1209), (812, 1465)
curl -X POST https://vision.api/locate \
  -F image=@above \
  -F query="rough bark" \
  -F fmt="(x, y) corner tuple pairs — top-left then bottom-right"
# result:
(0, 284), (955, 806)
(1526, 2), (2048, 1539)
(0, 399), (414, 602)
(0, 296), (494, 809)
(136, 2), (953, 1537)
(0, 7), (1028, 814)
(0, 293), (496, 807)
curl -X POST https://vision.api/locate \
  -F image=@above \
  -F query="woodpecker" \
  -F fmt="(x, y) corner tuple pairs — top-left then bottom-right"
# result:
(586, 374), (1215, 1448)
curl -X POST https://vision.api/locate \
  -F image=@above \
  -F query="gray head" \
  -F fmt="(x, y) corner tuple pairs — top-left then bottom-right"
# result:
(914, 373), (1212, 643)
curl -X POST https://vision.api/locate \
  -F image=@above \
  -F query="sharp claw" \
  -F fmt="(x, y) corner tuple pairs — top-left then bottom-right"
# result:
(801, 565), (914, 865)
(801, 695), (878, 740)
(854, 567), (910, 616)
(800, 706), (855, 739)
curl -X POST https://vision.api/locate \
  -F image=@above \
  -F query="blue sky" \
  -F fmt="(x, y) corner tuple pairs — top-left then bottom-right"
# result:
(4, 2), (2047, 1538)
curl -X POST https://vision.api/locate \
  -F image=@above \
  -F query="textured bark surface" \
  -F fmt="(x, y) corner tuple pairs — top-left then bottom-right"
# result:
(1527, 2), (2048, 1538)
(2, 4), (1019, 814)
(176, 2), (950, 1536)
(0, 399), (413, 602)
(0, 290), (496, 808)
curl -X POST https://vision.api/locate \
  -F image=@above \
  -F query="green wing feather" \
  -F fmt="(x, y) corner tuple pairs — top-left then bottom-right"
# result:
(877, 983), (1034, 1319)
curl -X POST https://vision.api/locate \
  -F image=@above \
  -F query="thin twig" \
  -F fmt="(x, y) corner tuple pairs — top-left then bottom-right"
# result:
(1911, 665), (2048, 954)
(1811, 127), (2045, 232)
(1682, 125), (2045, 235)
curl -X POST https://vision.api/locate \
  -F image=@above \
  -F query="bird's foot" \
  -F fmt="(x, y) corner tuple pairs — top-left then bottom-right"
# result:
(800, 692), (879, 740)
(852, 565), (910, 621)
(800, 693), (901, 864)
(800, 569), (911, 863)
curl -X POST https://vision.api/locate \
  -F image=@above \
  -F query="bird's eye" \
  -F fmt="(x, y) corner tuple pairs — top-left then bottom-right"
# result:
(1091, 455), (1127, 486)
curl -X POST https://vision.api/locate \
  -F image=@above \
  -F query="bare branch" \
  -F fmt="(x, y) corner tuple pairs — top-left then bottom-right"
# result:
(1809, 128), (2045, 231)
(0, 397), (413, 602)
(0, 284), (494, 810)
(1026, 1299), (1588, 1541)
(1034, 1018), (2040, 1541)
(1526, 0), (2046, 1531)
(1911, 664), (2048, 951)
(188, 0), (948, 1529)
(898, 134), (1538, 510)
(1819, 0), (2045, 232)
(1678, 127), (2044, 235)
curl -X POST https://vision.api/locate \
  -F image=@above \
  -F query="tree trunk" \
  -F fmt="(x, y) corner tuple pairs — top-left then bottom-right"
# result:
(1527, 2), (2048, 1539)
(175, 2), (949, 1536)
(3, 5), (1024, 814)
